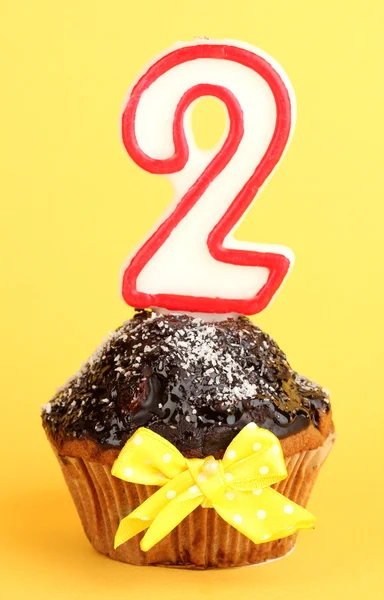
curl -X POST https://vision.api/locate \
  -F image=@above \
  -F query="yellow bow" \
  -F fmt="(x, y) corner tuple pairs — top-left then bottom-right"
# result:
(112, 423), (315, 551)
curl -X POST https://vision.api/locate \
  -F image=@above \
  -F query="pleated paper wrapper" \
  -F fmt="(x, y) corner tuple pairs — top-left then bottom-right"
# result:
(54, 433), (334, 569)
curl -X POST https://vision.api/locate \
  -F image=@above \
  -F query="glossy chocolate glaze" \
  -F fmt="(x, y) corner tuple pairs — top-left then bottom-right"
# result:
(42, 310), (330, 456)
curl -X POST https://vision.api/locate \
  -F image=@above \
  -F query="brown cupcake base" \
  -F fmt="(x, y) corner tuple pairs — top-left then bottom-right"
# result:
(54, 432), (335, 569)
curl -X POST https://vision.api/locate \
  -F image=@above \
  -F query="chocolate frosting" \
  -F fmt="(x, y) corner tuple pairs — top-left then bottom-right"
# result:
(42, 310), (330, 456)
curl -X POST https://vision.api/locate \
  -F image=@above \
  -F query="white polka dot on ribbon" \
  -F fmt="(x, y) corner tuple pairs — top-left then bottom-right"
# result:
(233, 514), (243, 525)
(225, 491), (236, 501)
(226, 449), (237, 460)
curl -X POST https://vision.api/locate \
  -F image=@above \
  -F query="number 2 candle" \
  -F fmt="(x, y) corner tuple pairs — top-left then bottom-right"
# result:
(121, 39), (296, 316)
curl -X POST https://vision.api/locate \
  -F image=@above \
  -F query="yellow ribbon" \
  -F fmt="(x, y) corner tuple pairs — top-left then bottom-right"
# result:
(112, 423), (315, 551)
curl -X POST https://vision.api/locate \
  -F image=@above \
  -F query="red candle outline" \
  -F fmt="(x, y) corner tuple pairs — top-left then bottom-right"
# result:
(121, 44), (292, 315)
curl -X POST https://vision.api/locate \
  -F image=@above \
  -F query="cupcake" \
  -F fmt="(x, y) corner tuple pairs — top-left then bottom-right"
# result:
(42, 309), (335, 568)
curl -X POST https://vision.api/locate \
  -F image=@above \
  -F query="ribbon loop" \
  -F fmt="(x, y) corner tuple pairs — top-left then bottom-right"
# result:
(112, 423), (316, 551)
(112, 428), (187, 486)
(222, 422), (287, 489)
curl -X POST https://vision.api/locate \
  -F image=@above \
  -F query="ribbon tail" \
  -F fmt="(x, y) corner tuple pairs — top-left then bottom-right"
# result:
(114, 512), (152, 550)
(115, 469), (196, 550)
(114, 483), (174, 549)
(140, 493), (202, 552)
(213, 487), (316, 546)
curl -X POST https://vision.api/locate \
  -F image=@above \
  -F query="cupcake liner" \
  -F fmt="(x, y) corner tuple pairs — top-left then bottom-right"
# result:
(54, 433), (335, 569)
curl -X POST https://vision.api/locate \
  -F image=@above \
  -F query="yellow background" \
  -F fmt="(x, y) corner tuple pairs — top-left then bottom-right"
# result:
(1, 1), (383, 598)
